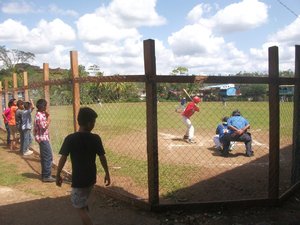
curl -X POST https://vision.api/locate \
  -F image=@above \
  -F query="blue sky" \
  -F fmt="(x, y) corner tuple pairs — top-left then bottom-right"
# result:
(0, 0), (299, 75)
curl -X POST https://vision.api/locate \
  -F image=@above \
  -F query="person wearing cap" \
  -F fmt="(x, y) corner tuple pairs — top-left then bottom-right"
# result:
(181, 96), (201, 143)
(221, 109), (253, 157)
(213, 116), (235, 151)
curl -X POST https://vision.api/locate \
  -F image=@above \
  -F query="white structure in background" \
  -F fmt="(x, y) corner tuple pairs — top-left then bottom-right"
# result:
(87, 64), (101, 76)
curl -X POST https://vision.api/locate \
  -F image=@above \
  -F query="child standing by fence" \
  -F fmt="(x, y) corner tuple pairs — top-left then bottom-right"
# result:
(34, 99), (55, 182)
(22, 99), (35, 156)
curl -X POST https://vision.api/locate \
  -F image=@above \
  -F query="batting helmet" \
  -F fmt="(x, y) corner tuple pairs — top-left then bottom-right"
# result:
(193, 96), (201, 103)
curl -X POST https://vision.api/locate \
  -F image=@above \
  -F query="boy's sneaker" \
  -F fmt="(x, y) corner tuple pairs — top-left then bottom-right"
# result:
(183, 135), (189, 140)
(186, 139), (196, 144)
(42, 176), (56, 183)
(216, 146), (222, 152)
(23, 150), (33, 156)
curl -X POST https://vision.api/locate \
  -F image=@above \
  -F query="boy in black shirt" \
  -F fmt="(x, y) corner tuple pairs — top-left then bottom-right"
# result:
(56, 107), (110, 225)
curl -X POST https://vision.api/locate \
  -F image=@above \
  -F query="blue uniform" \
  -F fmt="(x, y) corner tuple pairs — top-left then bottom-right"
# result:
(222, 115), (253, 157)
(227, 116), (249, 134)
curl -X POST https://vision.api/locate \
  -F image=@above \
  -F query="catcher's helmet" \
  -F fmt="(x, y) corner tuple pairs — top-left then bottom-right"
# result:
(193, 96), (201, 103)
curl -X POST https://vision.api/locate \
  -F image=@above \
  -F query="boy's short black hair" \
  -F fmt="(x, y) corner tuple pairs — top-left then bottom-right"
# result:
(17, 100), (24, 107)
(77, 107), (98, 126)
(36, 99), (47, 110)
(24, 101), (31, 109)
(8, 98), (16, 107)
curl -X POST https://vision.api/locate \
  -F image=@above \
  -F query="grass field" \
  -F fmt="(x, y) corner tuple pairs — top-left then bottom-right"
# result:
(47, 101), (294, 198)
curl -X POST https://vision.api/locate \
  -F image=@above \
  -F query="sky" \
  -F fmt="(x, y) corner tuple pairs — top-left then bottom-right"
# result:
(0, 0), (299, 75)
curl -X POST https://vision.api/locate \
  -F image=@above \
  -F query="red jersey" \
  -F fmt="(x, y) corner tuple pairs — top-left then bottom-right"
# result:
(181, 102), (199, 118)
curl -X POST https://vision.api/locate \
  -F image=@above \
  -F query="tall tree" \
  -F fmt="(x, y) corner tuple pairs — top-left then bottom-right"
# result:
(0, 46), (35, 72)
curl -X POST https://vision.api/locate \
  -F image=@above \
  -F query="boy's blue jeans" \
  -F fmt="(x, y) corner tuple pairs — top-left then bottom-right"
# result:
(38, 141), (53, 179)
(22, 129), (32, 154)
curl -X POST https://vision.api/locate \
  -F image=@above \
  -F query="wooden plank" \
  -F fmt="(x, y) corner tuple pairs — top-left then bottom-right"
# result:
(43, 63), (50, 108)
(268, 46), (280, 199)
(292, 45), (300, 184)
(23, 71), (29, 101)
(13, 73), (18, 99)
(144, 39), (159, 206)
(4, 80), (8, 107)
(70, 51), (80, 132)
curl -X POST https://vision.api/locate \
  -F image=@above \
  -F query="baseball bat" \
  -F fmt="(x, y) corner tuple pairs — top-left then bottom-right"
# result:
(183, 88), (193, 101)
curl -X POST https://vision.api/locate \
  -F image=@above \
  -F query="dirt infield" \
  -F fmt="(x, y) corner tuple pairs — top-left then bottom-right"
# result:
(104, 128), (292, 204)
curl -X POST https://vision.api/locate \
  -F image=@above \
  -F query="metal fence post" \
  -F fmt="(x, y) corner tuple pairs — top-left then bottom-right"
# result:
(292, 45), (300, 184)
(268, 46), (280, 199)
(143, 39), (159, 206)
(70, 51), (80, 132)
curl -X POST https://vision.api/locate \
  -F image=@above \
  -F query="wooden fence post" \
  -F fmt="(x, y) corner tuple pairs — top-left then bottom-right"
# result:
(292, 45), (300, 184)
(268, 46), (280, 199)
(43, 63), (50, 107)
(13, 73), (18, 99)
(23, 71), (29, 101)
(70, 51), (80, 132)
(144, 39), (159, 206)
(4, 80), (8, 107)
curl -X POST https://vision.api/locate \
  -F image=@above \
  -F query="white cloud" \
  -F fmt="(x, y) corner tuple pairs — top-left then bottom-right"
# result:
(107, 0), (166, 27)
(1, 1), (35, 14)
(269, 17), (300, 45)
(33, 45), (73, 69)
(0, 18), (76, 54)
(0, 19), (29, 42)
(168, 24), (224, 56)
(48, 4), (79, 17)
(187, 4), (211, 23)
(212, 0), (268, 33)
(77, 13), (139, 43)
(75, 0), (166, 74)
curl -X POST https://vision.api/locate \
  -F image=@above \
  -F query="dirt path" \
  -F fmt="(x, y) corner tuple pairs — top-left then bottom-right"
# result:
(1, 143), (300, 225)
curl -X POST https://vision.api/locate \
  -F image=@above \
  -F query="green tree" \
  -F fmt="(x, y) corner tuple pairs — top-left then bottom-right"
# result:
(171, 66), (188, 75)
(0, 46), (35, 73)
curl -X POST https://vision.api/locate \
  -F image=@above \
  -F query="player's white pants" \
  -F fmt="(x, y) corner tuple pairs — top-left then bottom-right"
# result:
(213, 135), (221, 148)
(213, 135), (236, 150)
(182, 116), (194, 139)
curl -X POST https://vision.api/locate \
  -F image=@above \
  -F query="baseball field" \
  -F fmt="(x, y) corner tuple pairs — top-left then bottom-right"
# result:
(47, 101), (294, 203)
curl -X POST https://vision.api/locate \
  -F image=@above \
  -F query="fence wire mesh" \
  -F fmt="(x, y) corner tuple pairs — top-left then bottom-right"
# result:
(158, 83), (269, 203)
(80, 81), (148, 200)
(279, 85), (294, 195)
(1, 74), (298, 206)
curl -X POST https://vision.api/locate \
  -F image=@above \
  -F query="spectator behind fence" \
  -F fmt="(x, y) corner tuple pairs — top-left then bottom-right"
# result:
(2, 100), (13, 146)
(221, 109), (253, 157)
(22, 99), (35, 156)
(34, 99), (55, 182)
(8, 99), (18, 150)
(56, 107), (111, 225)
(15, 100), (24, 153)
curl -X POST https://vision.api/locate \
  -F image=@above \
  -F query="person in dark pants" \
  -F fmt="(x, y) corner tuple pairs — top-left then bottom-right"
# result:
(34, 99), (55, 182)
(222, 109), (253, 157)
